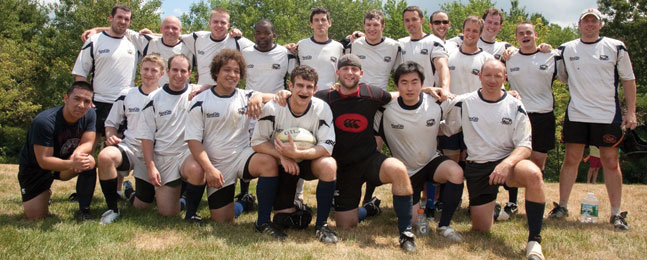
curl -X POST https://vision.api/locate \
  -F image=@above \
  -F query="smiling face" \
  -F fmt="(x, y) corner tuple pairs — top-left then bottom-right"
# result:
(515, 23), (537, 51)
(254, 22), (275, 51)
(479, 60), (506, 94)
(167, 56), (190, 90)
(403, 10), (424, 36)
(482, 12), (503, 39)
(288, 75), (317, 108)
(209, 11), (230, 40)
(578, 14), (602, 40)
(363, 18), (385, 43)
(336, 65), (363, 90)
(161, 16), (182, 43)
(462, 20), (481, 47)
(430, 12), (450, 40)
(109, 8), (132, 36)
(215, 59), (241, 92)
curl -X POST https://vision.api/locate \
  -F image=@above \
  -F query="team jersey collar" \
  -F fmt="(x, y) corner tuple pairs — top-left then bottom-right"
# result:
(580, 36), (604, 44)
(410, 33), (432, 42)
(163, 83), (189, 95)
(310, 36), (332, 45)
(254, 44), (278, 52)
(459, 46), (484, 56)
(160, 37), (184, 47)
(366, 37), (385, 46)
(211, 85), (237, 98)
(519, 49), (540, 55)
(338, 85), (361, 98)
(210, 33), (228, 43)
(286, 96), (312, 118)
(479, 37), (496, 44)
(397, 93), (424, 110)
(477, 88), (507, 103)
(102, 31), (125, 39)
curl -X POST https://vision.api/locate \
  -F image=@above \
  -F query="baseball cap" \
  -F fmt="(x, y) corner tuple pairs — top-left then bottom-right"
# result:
(579, 8), (602, 21)
(337, 54), (362, 70)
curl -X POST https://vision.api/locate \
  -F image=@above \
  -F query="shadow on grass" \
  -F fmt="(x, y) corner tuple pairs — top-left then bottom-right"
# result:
(0, 213), (63, 232)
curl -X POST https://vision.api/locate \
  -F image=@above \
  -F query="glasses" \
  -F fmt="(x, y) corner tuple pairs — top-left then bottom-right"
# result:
(432, 20), (450, 25)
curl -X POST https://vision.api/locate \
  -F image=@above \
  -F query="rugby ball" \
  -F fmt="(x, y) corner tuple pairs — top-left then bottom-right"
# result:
(277, 127), (317, 149)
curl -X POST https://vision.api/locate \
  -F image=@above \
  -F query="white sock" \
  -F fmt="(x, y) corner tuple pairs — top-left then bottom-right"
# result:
(559, 201), (568, 209)
(611, 208), (621, 216)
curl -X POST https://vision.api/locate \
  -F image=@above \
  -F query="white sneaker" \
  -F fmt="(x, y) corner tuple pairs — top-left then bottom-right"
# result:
(437, 226), (463, 242)
(99, 209), (120, 224)
(526, 241), (545, 260)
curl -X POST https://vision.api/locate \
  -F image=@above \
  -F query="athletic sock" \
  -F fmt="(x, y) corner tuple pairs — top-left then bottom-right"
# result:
(393, 195), (413, 233)
(99, 178), (119, 212)
(234, 202), (244, 218)
(439, 182), (463, 227)
(508, 187), (518, 204)
(363, 183), (376, 204)
(437, 183), (446, 206)
(76, 168), (97, 211)
(425, 182), (436, 209)
(240, 179), (250, 195)
(458, 160), (466, 170)
(315, 180), (335, 227)
(357, 207), (368, 221)
(256, 177), (279, 226)
(611, 207), (621, 216)
(559, 201), (568, 209)
(180, 180), (187, 198)
(184, 183), (205, 219)
(526, 200), (545, 243)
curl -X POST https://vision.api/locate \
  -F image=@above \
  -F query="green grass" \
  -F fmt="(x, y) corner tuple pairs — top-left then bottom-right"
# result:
(1, 164), (646, 259)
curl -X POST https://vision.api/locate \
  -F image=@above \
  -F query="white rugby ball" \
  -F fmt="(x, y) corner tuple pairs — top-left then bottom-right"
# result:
(277, 127), (317, 149)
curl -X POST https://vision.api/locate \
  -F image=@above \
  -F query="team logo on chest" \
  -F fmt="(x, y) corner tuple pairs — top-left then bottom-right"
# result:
(384, 56), (392, 62)
(128, 108), (140, 113)
(98, 49), (110, 54)
(510, 67), (520, 72)
(198, 50), (205, 55)
(426, 119), (435, 127)
(206, 112), (220, 118)
(330, 56), (337, 62)
(539, 65), (548, 70)
(391, 123), (404, 129)
(159, 110), (172, 117)
(302, 55), (312, 60)
(247, 64), (255, 68)
(448, 66), (456, 70)
(569, 56), (580, 61)
(469, 117), (479, 122)
(402, 50), (407, 55)
(272, 64), (281, 70)
(420, 49), (429, 55)
(501, 117), (512, 125)
(358, 55), (366, 59)
(600, 55), (609, 61)
(335, 113), (368, 133)
(471, 69), (480, 75)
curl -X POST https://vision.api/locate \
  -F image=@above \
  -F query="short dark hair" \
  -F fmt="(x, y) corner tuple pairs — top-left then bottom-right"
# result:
(67, 81), (93, 95)
(463, 15), (485, 33)
(482, 7), (504, 24)
(515, 21), (534, 33)
(430, 11), (448, 22)
(111, 5), (131, 17)
(364, 9), (385, 25)
(310, 7), (329, 22)
(290, 65), (318, 86)
(403, 6), (424, 19)
(394, 61), (425, 86)
(255, 19), (275, 33)
(167, 54), (190, 71)
(210, 49), (246, 82)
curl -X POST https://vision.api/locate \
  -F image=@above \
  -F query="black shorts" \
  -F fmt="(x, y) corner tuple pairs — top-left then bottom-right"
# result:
(334, 152), (388, 211)
(465, 159), (511, 206)
(93, 101), (113, 135)
(208, 155), (255, 210)
(274, 160), (315, 210)
(410, 156), (451, 204)
(18, 164), (54, 202)
(529, 111), (556, 153)
(438, 132), (466, 151)
(116, 145), (131, 172)
(133, 177), (182, 204)
(562, 117), (623, 147)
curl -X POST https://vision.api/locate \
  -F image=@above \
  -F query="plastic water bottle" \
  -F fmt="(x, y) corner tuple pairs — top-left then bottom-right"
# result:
(579, 192), (599, 223)
(417, 203), (429, 236)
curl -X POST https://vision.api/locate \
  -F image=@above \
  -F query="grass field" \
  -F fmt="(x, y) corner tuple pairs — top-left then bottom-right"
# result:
(1, 164), (645, 259)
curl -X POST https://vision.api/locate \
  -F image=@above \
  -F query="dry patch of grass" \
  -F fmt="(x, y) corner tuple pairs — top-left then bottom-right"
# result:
(1, 164), (645, 259)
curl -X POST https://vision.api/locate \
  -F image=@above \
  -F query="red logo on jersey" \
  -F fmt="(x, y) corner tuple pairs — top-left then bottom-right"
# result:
(335, 113), (368, 133)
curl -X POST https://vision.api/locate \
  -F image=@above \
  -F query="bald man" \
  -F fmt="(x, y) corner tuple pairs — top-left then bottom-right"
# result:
(444, 60), (546, 260)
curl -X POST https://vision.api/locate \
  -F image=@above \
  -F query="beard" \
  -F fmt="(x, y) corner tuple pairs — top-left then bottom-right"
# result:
(339, 77), (360, 90)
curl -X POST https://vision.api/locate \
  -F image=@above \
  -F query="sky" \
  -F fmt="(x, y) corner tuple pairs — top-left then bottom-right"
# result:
(160, 0), (598, 28)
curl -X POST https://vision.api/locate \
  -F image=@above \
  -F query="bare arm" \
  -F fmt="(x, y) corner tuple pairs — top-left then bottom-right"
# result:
(141, 139), (162, 187)
(81, 27), (109, 42)
(490, 146), (531, 185)
(622, 79), (637, 130)
(433, 57), (450, 92)
(104, 126), (121, 146)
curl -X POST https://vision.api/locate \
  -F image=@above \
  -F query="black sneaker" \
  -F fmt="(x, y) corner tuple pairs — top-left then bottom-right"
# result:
(315, 224), (339, 244)
(75, 208), (92, 221)
(363, 197), (382, 217)
(294, 199), (313, 213)
(548, 202), (569, 219)
(238, 193), (257, 212)
(185, 215), (203, 224)
(122, 180), (134, 200)
(610, 211), (629, 230)
(504, 202), (519, 216)
(399, 230), (416, 253)
(234, 192), (246, 201)
(255, 222), (287, 240)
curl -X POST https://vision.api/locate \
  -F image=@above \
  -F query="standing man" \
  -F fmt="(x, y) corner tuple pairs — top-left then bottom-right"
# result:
(252, 65), (338, 243)
(549, 8), (637, 231)
(288, 7), (344, 89)
(506, 21), (558, 174)
(96, 54), (164, 224)
(378, 61), (465, 242)
(429, 11), (451, 42)
(444, 60), (546, 260)
(399, 6), (450, 91)
(18, 82), (96, 220)
(315, 54), (416, 252)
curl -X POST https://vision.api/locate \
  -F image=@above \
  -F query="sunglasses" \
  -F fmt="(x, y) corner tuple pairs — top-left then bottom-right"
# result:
(432, 20), (450, 25)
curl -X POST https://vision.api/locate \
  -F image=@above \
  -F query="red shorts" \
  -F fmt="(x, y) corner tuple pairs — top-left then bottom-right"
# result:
(589, 156), (602, 168)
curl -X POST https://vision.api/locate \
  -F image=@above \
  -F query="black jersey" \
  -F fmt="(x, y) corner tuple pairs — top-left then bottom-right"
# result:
(315, 84), (391, 164)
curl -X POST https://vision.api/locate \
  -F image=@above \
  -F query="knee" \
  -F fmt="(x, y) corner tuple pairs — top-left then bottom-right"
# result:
(158, 206), (179, 217)
(525, 170), (544, 188)
(448, 165), (464, 184)
(315, 157), (337, 181)
(97, 149), (117, 168)
(257, 153), (278, 173)
(183, 164), (204, 185)
(383, 159), (408, 183)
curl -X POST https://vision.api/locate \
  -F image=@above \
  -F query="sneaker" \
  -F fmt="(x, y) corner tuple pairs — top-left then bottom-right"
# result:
(68, 193), (78, 202)
(315, 224), (339, 244)
(547, 202), (569, 219)
(505, 202), (518, 215)
(362, 197), (382, 217)
(255, 222), (287, 240)
(525, 241), (545, 260)
(179, 196), (187, 211)
(75, 208), (92, 221)
(234, 192), (246, 201)
(238, 193), (257, 212)
(494, 202), (510, 221)
(294, 199), (313, 213)
(610, 211), (629, 230)
(99, 209), (120, 224)
(399, 230), (416, 253)
(185, 215), (203, 223)
(122, 180), (134, 200)
(437, 226), (463, 242)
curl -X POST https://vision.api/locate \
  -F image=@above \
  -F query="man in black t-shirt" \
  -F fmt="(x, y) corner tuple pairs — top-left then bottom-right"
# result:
(18, 81), (97, 220)
(314, 54), (416, 252)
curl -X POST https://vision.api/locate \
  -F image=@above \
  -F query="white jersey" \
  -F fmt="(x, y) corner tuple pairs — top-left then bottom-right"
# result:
(379, 94), (448, 176)
(446, 36), (511, 60)
(399, 34), (448, 87)
(72, 31), (138, 103)
(251, 98), (335, 155)
(557, 37), (635, 124)
(296, 37), (344, 89)
(182, 31), (254, 85)
(185, 87), (256, 163)
(125, 30), (194, 86)
(444, 90), (532, 162)
(506, 50), (558, 113)
(135, 84), (196, 156)
(105, 86), (159, 148)
(347, 37), (401, 90)
(447, 47), (494, 95)
(242, 44), (295, 94)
